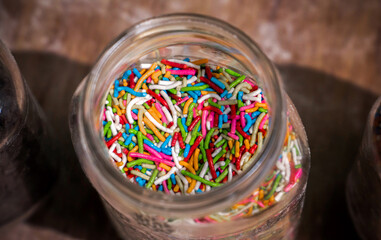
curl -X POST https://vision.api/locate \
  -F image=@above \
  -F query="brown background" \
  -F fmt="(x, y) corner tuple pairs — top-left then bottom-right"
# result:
(1, 0), (381, 239)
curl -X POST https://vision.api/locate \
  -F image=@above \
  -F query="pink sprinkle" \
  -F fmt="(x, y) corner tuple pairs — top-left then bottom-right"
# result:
(123, 100), (127, 106)
(208, 111), (214, 122)
(197, 101), (204, 110)
(294, 168), (302, 182)
(231, 118), (237, 133)
(167, 69), (196, 75)
(227, 132), (239, 140)
(103, 108), (106, 121)
(155, 102), (167, 124)
(261, 98), (266, 103)
(284, 183), (295, 192)
(257, 201), (265, 208)
(259, 114), (268, 130)
(129, 153), (175, 167)
(240, 112), (246, 128)
(146, 133), (154, 142)
(147, 76), (152, 84)
(244, 79), (255, 87)
(193, 107), (197, 118)
(239, 103), (256, 111)
(144, 144), (162, 159)
(176, 96), (189, 105)
(162, 180), (170, 193)
(131, 112), (138, 120)
(201, 110), (208, 137)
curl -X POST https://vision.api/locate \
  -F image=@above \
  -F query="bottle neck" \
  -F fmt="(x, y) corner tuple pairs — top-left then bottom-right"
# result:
(76, 13), (287, 217)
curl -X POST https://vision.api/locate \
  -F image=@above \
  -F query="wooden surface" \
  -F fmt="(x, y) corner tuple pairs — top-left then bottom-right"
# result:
(1, 0), (381, 239)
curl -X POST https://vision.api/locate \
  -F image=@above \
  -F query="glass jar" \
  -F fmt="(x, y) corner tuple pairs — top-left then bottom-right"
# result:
(70, 14), (310, 239)
(346, 96), (381, 240)
(0, 40), (58, 229)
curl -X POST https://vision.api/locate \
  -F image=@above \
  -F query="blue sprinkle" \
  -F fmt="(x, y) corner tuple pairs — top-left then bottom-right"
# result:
(122, 70), (132, 80)
(183, 58), (190, 62)
(198, 124), (201, 132)
(216, 171), (220, 177)
(238, 91), (243, 101)
(188, 91), (198, 102)
(171, 174), (176, 184)
(184, 144), (191, 157)
(102, 121), (107, 126)
(161, 135), (172, 149)
(204, 88), (216, 92)
(182, 118), (188, 132)
(133, 68), (142, 78)
(187, 75), (192, 79)
(125, 124), (130, 131)
(221, 90), (228, 98)
(161, 148), (172, 155)
(218, 115), (223, 128)
(194, 83), (206, 87)
(136, 177), (142, 182)
(137, 166), (142, 170)
(221, 106), (224, 112)
(252, 111), (261, 118)
(162, 77), (169, 81)
(155, 66), (160, 71)
(122, 133), (128, 139)
(196, 189), (203, 193)
(144, 139), (161, 152)
(125, 134), (134, 145)
(243, 115), (253, 132)
(119, 86), (147, 97)
(134, 125), (139, 131)
(211, 77), (225, 89)
(132, 109), (139, 115)
(173, 67), (180, 70)
(158, 185), (163, 191)
(223, 114), (228, 122)
(227, 93), (232, 98)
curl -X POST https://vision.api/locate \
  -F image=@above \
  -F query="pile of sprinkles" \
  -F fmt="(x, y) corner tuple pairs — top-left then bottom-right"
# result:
(102, 58), (303, 219)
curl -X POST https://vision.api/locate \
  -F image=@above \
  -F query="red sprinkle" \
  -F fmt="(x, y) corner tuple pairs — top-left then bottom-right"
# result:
(161, 59), (188, 69)
(106, 132), (123, 147)
(200, 76), (224, 94)
(206, 149), (217, 179)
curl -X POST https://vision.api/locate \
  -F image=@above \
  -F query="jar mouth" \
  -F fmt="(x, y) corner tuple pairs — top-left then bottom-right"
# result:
(79, 13), (287, 217)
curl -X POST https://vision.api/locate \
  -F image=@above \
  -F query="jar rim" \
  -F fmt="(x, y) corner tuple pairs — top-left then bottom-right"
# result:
(77, 13), (288, 217)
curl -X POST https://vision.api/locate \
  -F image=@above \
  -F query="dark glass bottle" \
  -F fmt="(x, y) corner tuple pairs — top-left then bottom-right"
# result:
(0, 40), (58, 228)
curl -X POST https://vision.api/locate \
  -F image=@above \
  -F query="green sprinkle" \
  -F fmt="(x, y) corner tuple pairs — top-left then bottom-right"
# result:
(143, 103), (150, 109)
(264, 174), (282, 200)
(181, 85), (209, 92)
(128, 143), (134, 150)
(141, 168), (147, 174)
(106, 128), (112, 138)
(295, 164), (302, 169)
(221, 158), (231, 170)
(106, 94), (112, 107)
(146, 169), (159, 189)
(118, 140), (129, 148)
(208, 98), (221, 109)
(126, 159), (154, 168)
(215, 168), (229, 183)
(104, 121), (112, 136)
(172, 99), (177, 105)
(112, 107), (117, 113)
(229, 75), (245, 89)
(215, 139), (226, 148)
(178, 118), (187, 139)
(186, 103), (196, 126)
(181, 170), (222, 187)
(123, 93), (128, 100)
(158, 75), (163, 80)
(190, 121), (201, 145)
(168, 88), (177, 94)
(258, 107), (268, 113)
(237, 100), (244, 109)
(137, 131), (144, 153)
(179, 148), (184, 156)
(205, 128), (216, 149)
(225, 68), (241, 77)
(167, 178), (172, 190)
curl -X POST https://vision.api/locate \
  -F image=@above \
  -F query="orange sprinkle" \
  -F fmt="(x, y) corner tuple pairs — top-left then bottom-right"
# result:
(152, 184), (157, 191)
(228, 140), (234, 150)
(121, 109), (126, 114)
(235, 140), (240, 158)
(164, 71), (171, 78)
(117, 90), (125, 98)
(151, 70), (162, 83)
(151, 105), (162, 118)
(122, 79), (128, 86)
(183, 97), (194, 115)
(140, 69), (146, 75)
(244, 139), (250, 150)
(113, 105), (122, 116)
(134, 67), (156, 91)
(179, 161), (197, 193)
(142, 83), (148, 90)
(148, 108), (162, 125)
(143, 117), (166, 142)
(193, 148), (200, 171)
(259, 189), (264, 200)
(201, 91), (217, 95)
(138, 109), (147, 136)
(255, 103), (267, 108)
(159, 163), (171, 171)
(212, 73), (220, 78)
(173, 184), (180, 192)
(245, 106), (259, 113)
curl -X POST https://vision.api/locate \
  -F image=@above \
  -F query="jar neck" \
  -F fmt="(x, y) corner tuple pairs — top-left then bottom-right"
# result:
(76, 13), (287, 217)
